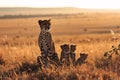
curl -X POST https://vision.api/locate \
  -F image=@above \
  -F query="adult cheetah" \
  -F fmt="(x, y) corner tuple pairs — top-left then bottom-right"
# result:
(38, 19), (59, 66)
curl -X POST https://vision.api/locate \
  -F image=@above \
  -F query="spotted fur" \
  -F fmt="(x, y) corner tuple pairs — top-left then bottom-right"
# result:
(69, 44), (76, 64)
(38, 19), (56, 54)
(75, 53), (88, 66)
(38, 19), (59, 66)
(60, 44), (70, 66)
(48, 52), (60, 66)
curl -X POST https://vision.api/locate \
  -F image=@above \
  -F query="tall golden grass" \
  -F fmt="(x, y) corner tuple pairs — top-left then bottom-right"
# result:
(0, 14), (120, 79)
(0, 34), (120, 80)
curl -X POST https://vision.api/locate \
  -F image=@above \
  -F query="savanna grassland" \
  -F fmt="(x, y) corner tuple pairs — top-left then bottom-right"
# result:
(0, 12), (120, 80)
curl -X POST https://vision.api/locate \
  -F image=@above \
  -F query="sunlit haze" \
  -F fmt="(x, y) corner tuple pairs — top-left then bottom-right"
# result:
(0, 0), (120, 9)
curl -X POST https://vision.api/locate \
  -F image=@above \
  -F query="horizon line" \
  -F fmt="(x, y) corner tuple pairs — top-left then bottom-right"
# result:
(0, 6), (120, 10)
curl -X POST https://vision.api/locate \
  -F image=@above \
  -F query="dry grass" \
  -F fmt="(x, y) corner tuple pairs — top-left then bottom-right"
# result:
(0, 34), (120, 80)
(0, 14), (120, 79)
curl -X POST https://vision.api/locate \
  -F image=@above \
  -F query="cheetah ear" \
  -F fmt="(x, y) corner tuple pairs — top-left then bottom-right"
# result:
(60, 45), (65, 49)
(80, 53), (82, 56)
(74, 45), (76, 47)
(71, 44), (76, 47)
(38, 20), (42, 25)
(48, 19), (51, 22)
(60, 45), (63, 48)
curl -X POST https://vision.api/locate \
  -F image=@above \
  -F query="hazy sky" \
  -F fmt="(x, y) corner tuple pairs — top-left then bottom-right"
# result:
(0, 0), (120, 9)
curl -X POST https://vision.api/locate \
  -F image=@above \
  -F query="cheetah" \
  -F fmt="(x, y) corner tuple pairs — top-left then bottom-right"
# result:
(75, 53), (88, 66)
(47, 52), (60, 66)
(38, 19), (55, 55)
(69, 44), (76, 65)
(37, 55), (47, 68)
(60, 44), (70, 66)
(38, 19), (59, 66)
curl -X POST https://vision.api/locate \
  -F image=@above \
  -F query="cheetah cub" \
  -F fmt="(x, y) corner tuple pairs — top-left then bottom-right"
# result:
(60, 44), (70, 66)
(75, 53), (88, 66)
(69, 44), (76, 65)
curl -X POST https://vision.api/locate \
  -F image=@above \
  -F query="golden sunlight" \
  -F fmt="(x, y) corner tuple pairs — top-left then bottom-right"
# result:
(0, 0), (120, 9)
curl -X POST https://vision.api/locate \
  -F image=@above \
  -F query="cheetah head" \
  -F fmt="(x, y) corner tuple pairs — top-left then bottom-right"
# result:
(60, 44), (69, 52)
(38, 19), (51, 30)
(70, 44), (76, 52)
(80, 53), (88, 61)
